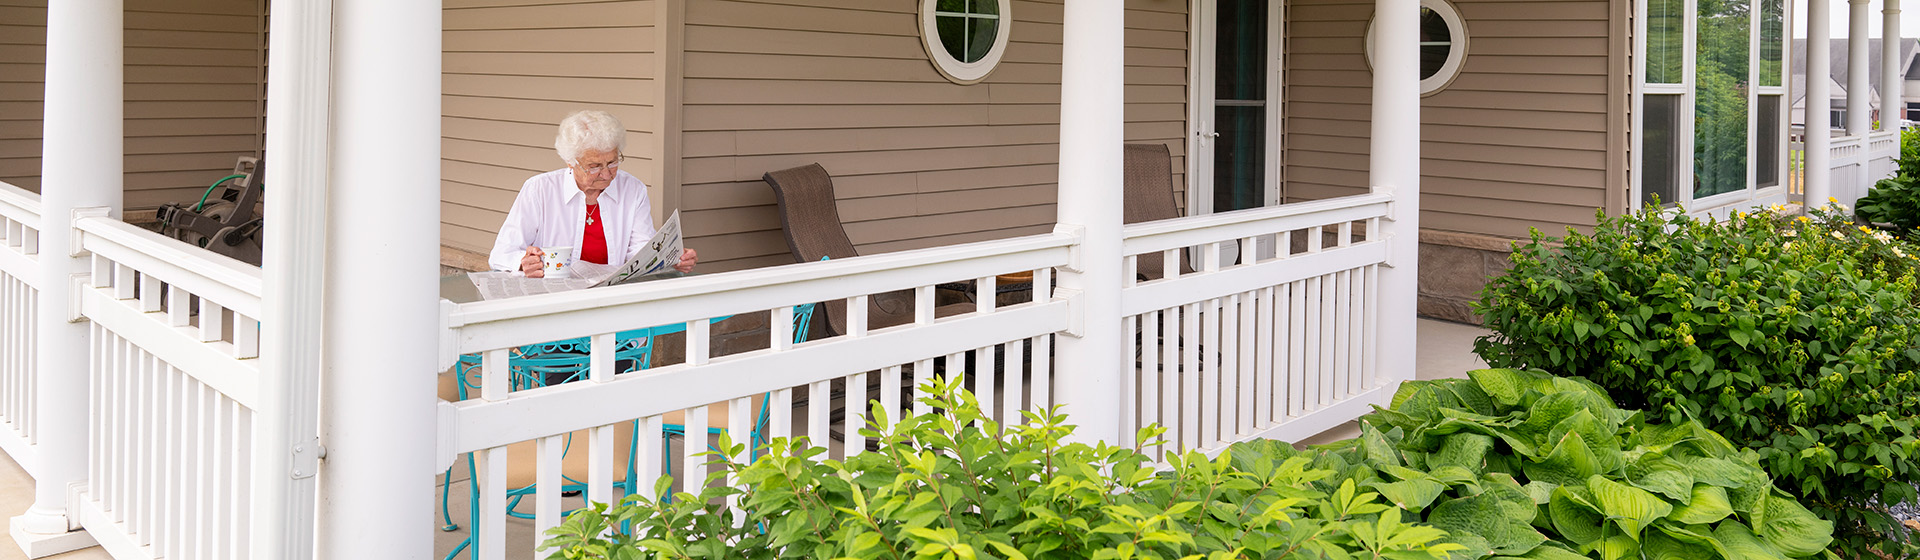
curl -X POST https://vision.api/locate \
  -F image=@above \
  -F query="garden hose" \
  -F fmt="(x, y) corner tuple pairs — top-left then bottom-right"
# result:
(193, 174), (250, 212)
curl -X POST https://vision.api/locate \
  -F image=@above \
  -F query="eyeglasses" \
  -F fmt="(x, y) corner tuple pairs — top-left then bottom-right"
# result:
(576, 155), (625, 176)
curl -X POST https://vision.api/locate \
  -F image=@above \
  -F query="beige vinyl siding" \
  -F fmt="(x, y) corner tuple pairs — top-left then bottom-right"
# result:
(124, 0), (267, 209)
(0, 0), (267, 207)
(440, 0), (662, 256)
(675, 0), (1189, 272)
(0, 1), (44, 190)
(1285, 0), (1621, 239)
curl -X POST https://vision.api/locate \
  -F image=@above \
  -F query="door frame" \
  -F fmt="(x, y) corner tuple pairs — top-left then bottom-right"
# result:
(1188, 0), (1286, 216)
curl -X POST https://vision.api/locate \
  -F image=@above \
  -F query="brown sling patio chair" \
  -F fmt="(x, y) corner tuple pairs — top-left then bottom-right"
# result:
(1124, 142), (1197, 281)
(762, 163), (976, 338)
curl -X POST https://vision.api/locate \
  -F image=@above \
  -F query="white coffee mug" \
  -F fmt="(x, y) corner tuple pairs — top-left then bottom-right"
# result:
(541, 246), (575, 279)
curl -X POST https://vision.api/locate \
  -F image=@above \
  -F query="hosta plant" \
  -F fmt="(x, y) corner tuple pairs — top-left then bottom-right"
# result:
(1265, 368), (1838, 560)
(1475, 205), (1920, 558)
(541, 376), (1465, 560)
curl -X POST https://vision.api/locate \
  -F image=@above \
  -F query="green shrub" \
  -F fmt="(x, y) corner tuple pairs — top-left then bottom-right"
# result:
(1475, 206), (1920, 558)
(1858, 127), (1920, 231)
(1269, 367), (1836, 560)
(541, 377), (1464, 560)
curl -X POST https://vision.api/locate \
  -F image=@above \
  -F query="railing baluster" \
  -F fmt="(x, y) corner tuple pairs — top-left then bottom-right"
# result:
(138, 273), (162, 312)
(1180, 302), (1199, 451)
(1140, 311), (1159, 458)
(880, 365), (902, 428)
(114, 261), (135, 300)
(845, 372), (867, 456)
(1319, 272), (1338, 407)
(588, 424), (613, 506)
(684, 404), (709, 494)
(200, 301), (225, 343)
(1120, 314), (1137, 448)
(478, 446), (507, 560)
(1202, 298), (1221, 447)
(1236, 291), (1255, 437)
(1288, 280), (1306, 417)
(638, 415), (663, 501)
(1256, 286), (1276, 426)
(167, 285), (191, 327)
(534, 435), (563, 540)
(233, 314), (259, 359)
(1365, 264), (1380, 389)
(1160, 305), (1179, 450)
(770, 388), (792, 441)
(1333, 271), (1351, 400)
(1003, 338), (1024, 426)
(975, 343), (995, 427)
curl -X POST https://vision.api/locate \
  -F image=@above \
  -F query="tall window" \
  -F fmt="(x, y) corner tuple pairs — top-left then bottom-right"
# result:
(1636, 0), (1790, 209)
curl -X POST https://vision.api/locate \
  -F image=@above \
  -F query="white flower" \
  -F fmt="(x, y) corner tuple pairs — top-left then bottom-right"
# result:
(1832, 231), (1847, 240)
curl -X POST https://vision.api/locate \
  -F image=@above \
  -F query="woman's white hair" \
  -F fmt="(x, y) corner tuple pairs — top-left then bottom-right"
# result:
(554, 110), (627, 164)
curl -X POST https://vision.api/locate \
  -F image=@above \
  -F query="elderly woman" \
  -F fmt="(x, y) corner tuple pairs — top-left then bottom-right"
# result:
(489, 110), (696, 276)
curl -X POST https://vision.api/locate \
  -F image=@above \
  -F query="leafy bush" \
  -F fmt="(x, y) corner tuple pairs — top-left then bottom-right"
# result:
(1275, 368), (1835, 560)
(1475, 206), (1920, 558)
(542, 377), (1464, 560)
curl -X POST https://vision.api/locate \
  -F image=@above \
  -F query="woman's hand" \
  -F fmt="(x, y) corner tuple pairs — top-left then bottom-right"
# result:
(674, 248), (698, 273)
(520, 246), (546, 277)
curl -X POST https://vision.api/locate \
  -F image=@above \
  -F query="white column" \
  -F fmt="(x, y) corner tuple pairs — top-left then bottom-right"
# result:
(1849, 0), (1873, 135)
(1808, 0), (1834, 205)
(317, 0), (440, 558)
(1884, 0), (1905, 131)
(255, 0), (330, 558)
(1052, 0), (1125, 445)
(11, 0), (120, 556)
(1372, 0), (1419, 391)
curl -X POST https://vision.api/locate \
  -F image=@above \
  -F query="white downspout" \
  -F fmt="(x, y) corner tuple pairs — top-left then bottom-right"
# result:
(1808, 0), (1834, 205)
(1052, 0), (1126, 445)
(12, 0), (122, 556)
(317, 0), (440, 558)
(257, 0), (331, 558)
(1372, 0), (1420, 392)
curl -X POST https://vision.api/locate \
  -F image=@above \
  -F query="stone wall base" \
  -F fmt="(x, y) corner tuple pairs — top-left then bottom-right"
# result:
(1415, 230), (1520, 325)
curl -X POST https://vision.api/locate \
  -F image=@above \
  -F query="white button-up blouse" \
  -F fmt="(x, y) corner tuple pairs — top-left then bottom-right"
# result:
(488, 168), (658, 272)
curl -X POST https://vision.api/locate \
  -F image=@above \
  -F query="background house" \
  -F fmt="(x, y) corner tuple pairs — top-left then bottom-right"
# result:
(1791, 38), (1918, 128)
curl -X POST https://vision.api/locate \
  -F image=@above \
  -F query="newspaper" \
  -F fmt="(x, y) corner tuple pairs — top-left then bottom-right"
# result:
(467, 211), (685, 301)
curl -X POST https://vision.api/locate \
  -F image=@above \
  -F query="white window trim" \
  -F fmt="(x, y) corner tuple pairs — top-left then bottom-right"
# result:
(1364, 0), (1469, 96)
(919, 0), (1013, 85)
(1630, 0), (1791, 214)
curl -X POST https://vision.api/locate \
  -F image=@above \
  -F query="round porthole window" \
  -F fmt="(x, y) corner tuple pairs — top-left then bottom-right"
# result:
(921, 0), (1013, 84)
(1365, 0), (1468, 95)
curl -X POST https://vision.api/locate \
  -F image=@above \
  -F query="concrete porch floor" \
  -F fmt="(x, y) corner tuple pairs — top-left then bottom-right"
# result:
(0, 318), (1489, 560)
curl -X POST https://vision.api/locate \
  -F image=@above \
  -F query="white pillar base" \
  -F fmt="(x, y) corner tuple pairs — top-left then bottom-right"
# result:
(9, 513), (96, 559)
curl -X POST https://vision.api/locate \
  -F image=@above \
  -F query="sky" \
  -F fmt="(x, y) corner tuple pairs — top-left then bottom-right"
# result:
(1795, 0), (1920, 38)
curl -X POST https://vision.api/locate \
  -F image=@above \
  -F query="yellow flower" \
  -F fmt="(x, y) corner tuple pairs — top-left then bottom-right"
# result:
(1798, 216), (1812, 223)
(1830, 196), (1839, 203)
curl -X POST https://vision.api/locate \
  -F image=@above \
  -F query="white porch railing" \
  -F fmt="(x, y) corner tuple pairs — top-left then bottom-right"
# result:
(72, 214), (264, 560)
(1814, 129), (1902, 207)
(435, 192), (1404, 559)
(1120, 193), (1394, 457)
(439, 231), (1076, 560)
(0, 181), (40, 477)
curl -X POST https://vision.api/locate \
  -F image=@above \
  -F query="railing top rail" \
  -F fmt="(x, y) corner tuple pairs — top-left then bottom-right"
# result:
(1122, 192), (1392, 254)
(1833, 135), (1865, 147)
(448, 231), (1078, 351)
(75, 215), (263, 318)
(0, 181), (42, 227)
